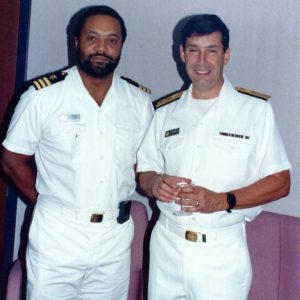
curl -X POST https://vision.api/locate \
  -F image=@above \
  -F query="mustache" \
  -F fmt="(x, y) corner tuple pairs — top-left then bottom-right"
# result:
(88, 52), (111, 60)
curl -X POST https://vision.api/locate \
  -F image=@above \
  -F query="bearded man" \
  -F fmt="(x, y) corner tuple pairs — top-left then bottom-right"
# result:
(1, 5), (153, 300)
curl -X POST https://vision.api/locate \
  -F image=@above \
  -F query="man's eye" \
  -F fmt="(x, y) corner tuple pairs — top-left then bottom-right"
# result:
(87, 36), (96, 41)
(108, 39), (117, 45)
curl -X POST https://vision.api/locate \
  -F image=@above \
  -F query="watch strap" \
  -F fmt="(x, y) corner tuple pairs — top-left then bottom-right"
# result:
(226, 192), (236, 213)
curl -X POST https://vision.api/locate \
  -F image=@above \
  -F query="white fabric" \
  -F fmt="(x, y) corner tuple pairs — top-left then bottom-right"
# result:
(4, 66), (154, 210)
(191, 96), (217, 119)
(26, 203), (134, 300)
(158, 213), (245, 242)
(36, 197), (120, 223)
(3, 66), (154, 299)
(148, 218), (252, 300)
(137, 76), (291, 226)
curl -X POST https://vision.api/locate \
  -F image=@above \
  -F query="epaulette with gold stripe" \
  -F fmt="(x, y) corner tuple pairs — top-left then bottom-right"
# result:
(153, 90), (184, 110)
(235, 86), (270, 101)
(121, 76), (151, 94)
(31, 70), (68, 90)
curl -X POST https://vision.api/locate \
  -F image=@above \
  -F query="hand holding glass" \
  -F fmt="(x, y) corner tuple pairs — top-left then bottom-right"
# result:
(173, 181), (193, 216)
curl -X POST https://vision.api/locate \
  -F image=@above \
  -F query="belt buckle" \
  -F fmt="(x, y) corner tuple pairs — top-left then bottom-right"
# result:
(90, 213), (103, 223)
(185, 230), (206, 242)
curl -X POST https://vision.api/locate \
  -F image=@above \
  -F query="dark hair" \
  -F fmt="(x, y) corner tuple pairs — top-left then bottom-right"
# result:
(181, 14), (229, 52)
(75, 5), (127, 43)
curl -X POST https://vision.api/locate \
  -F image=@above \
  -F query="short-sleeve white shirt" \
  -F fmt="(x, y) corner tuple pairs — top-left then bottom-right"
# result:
(137, 76), (291, 227)
(3, 66), (154, 210)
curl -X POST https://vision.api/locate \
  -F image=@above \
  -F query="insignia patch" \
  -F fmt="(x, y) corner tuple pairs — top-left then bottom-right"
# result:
(121, 76), (151, 94)
(154, 90), (184, 110)
(235, 86), (270, 101)
(219, 131), (250, 140)
(165, 128), (180, 137)
(31, 70), (68, 90)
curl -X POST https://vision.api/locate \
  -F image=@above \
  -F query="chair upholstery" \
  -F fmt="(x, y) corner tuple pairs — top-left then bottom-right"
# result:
(6, 200), (149, 300)
(5, 260), (22, 300)
(128, 200), (149, 300)
(247, 211), (300, 300)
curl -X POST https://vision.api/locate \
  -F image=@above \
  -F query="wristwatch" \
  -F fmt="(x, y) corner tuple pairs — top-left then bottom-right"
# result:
(226, 192), (236, 213)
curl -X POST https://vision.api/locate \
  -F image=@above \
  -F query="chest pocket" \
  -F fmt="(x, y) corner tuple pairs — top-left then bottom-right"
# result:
(50, 122), (86, 137)
(213, 136), (256, 153)
(160, 134), (185, 157)
(115, 126), (136, 165)
(209, 135), (258, 183)
(45, 121), (86, 156)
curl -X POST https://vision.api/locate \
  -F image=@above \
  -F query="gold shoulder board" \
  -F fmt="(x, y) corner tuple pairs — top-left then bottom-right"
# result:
(31, 70), (68, 90)
(154, 90), (184, 110)
(235, 86), (271, 101)
(121, 76), (151, 94)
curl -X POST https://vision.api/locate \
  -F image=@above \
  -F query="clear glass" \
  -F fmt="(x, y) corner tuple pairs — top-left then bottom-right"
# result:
(173, 181), (193, 216)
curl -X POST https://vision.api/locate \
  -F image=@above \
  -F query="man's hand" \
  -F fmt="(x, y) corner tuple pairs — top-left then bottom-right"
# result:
(138, 171), (192, 202)
(177, 185), (226, 213)
(149, 174), (193, 202)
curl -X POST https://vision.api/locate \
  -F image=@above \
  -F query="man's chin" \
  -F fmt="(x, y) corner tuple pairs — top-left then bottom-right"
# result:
(92, 61), (108, 68)
(86, 67), (114, 79)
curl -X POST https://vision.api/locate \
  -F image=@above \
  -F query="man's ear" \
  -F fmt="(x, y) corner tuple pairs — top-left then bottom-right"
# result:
(224, 47), (230, 65)
(179, 45), (186, 63)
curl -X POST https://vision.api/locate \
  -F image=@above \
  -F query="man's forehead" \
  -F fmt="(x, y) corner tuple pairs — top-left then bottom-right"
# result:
(82, 15), (121, 30)
(185, 32), (222, 45)
(188, 31), (222, 39)
(80, 16), (121, 37)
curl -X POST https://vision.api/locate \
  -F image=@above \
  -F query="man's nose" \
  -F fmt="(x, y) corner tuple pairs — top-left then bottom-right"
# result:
(197, 52), (207, 64)
(95, 38), (107, 52)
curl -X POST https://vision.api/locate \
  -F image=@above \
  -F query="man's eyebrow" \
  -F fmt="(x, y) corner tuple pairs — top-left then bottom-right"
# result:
(207, 44), (220, 48)
(185, 43), (198, 48)
(185, 44), (220, 49)
(86, 30), (120, 38)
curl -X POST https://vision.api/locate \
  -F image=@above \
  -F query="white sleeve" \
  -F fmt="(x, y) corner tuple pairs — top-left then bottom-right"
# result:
(257, 102), (291, 177)
(2, 87), (41, 155)
(137, 110), (165, 174)
(136, 95), (154, 148)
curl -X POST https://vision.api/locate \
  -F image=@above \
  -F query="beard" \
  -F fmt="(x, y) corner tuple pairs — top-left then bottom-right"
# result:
(77, 47), (120, 79)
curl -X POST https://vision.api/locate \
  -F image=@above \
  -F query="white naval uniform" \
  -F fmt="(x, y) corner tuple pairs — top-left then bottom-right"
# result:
(3, 66), (154, 299)
(137, 76), (291, 300)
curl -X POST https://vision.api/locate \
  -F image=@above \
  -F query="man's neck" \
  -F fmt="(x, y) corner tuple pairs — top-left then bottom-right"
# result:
(79, 69), (114, 106)
(192, 78), (224, 100)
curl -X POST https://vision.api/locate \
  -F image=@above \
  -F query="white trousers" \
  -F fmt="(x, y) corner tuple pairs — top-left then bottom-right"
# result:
(148, 216), (252, 300)
(26, 202), (134, 300)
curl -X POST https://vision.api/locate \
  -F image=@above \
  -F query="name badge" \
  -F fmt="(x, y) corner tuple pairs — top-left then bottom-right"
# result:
(165, 128), (180, 137)
(60, 114), (81, 122)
